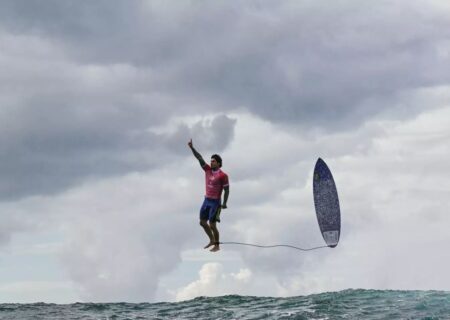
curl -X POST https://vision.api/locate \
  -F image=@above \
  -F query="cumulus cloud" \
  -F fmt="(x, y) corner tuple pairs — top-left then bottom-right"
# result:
(53, 164), (206, 302)
(215, 103), (450, 296)
(174, 263), (253, 301)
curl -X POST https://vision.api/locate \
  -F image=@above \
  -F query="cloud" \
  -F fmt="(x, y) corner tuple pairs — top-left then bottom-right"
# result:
(218, 103), (450, 295)
(1, 0), (450, 303)
(1, 0), (449, 202)
(3, 1), (449, 126)
(54, 166), (205, 302)
(0, 110), (236, 301)
(2, 102), (449, 302)
(0, 108), (235, 200)
(174, 262), (253, 301)
(165, 114), (237, 156)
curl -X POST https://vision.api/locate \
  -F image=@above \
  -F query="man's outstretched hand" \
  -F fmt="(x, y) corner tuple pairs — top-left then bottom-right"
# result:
(188, 138), (193, 149)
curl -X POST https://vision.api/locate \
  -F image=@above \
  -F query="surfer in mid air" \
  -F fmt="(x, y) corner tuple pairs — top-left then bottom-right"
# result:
(188, 139), (229, 252)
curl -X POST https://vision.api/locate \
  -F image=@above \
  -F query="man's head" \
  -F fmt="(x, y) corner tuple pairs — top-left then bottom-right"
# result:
(210, 154), (222, 169)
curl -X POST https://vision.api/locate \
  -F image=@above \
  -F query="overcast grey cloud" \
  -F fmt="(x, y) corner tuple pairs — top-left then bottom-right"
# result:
(3, 1), (449, 123)
(1, 0), (449, 200)
(1, 0), (450, 303)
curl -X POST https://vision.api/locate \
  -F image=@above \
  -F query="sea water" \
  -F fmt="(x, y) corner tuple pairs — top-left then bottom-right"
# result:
(1, 289), (449, 319)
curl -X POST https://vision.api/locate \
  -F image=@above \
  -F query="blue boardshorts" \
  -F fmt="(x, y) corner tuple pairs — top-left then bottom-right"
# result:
(199, 197), (222, 223)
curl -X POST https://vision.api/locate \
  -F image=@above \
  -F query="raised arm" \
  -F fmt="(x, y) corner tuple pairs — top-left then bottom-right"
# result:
(188, 139), (207, 168)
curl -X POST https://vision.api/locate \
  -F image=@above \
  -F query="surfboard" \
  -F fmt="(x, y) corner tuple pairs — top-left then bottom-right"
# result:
(313, 158), (341, 248)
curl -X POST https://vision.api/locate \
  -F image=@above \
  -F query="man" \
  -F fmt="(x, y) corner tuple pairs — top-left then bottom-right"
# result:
(188, 139), (229, 252)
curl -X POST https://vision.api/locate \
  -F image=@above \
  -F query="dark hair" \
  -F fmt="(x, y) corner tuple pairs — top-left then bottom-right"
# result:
(211, 154), (222, 167)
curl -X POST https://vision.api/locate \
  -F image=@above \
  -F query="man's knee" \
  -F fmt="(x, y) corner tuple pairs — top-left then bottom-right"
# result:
(200, 220), (208, 227)
(208, 221), (217, 230)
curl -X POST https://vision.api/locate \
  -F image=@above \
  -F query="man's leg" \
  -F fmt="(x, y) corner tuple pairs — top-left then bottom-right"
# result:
(209, 221), (220, 252)
(200, 219), (215, 249)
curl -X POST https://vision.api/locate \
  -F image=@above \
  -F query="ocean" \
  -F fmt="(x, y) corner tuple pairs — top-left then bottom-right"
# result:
(1, 289), (449, 319)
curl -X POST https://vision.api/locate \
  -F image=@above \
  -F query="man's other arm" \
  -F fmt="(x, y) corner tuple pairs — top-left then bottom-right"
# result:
(222, 186), (229, 209)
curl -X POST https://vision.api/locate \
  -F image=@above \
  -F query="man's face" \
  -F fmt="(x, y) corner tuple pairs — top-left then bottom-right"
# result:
(210, 158), (219, 169)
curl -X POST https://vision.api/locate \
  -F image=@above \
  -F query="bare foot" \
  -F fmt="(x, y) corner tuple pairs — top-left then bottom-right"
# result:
(204, 242), (215, 249)
(210, 245), (220, 252)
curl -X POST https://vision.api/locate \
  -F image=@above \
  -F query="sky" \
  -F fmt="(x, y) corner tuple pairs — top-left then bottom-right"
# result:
(1, 0), (450, 303)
